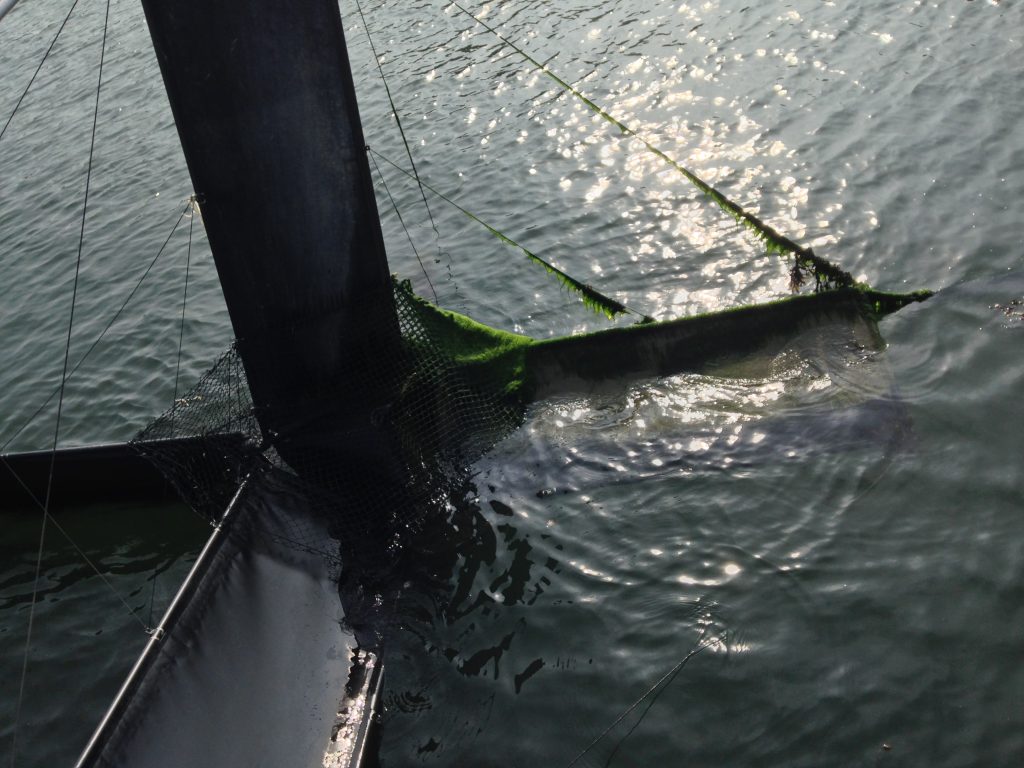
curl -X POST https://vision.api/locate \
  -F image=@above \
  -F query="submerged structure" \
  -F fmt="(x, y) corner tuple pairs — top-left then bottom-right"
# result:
(0, 0), (931, 766)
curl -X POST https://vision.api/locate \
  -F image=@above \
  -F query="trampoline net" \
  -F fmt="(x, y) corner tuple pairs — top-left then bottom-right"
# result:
(134, 279), (526, 580)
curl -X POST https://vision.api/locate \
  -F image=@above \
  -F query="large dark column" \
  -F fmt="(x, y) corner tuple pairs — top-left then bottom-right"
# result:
(140, 0), (401, 448)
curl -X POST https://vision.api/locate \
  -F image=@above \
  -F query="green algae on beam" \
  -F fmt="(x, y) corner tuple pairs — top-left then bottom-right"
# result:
(395, 279), (533, 402)
(862, 288), (934, 317)
(521, 287), (932, 401)
(397, 277), (931, 409)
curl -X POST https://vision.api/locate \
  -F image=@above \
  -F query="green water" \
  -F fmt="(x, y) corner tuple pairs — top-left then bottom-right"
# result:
(2, 0), (1022, 765)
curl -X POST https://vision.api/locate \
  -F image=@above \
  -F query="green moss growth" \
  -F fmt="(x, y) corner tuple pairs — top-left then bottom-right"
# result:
(396, 278), (931, 410)
(395, 279), (533, 404)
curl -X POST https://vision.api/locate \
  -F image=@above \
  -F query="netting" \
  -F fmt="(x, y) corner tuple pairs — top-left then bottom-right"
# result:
(134, 279), (528, 585)
(133, 265), (929, 650)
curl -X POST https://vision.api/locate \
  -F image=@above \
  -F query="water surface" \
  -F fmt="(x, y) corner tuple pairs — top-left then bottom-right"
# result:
(1, 0), (1021, 766)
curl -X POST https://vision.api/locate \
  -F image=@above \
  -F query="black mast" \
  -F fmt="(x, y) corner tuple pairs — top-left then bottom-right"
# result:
(140, 0), (400, 454)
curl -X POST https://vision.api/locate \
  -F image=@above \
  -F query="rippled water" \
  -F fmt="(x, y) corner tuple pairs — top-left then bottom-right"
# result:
(1, 0), (1022, 765)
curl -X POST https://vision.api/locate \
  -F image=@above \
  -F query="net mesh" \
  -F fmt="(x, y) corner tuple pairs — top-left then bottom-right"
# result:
(134, 279), (526, 581)
(133, 272), (928, 642)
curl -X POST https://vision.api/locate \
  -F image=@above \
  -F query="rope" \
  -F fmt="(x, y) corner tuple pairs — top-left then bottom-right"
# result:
(449, 2), (854, 291)
(353, 0), (454, 290)
(10, 1), (111, 763)
(564, 635), (714, 768)
(0, 201), (190, 453)
(148, 198), (198, 627)
(0, 462), (155, 640)
(0, 0), (82, 145)
(172, 198), (196, 410)
(0, 202), (191, 641)
(370, 147), (648, 321)
(369, 151), (438, 302)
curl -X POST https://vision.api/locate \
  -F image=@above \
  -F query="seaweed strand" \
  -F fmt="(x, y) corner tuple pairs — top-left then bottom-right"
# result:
(370, 148), (640, 320)
(450, 2), (854, 290)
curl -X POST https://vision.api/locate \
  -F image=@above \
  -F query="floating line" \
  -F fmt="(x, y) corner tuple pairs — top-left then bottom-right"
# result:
(449, 1), (854, 291)
(564, 634), (714, 768)
(370, 147), (644, 321)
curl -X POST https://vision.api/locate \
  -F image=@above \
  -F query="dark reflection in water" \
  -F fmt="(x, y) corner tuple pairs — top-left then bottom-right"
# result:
(331, 470), (567, 763)
(336, 467), (734, 766)
(338, 472), (560, 660)
(335, 317), (919, 765)
(0, 504), (209, 768)
(0, 504), (205, 616)
(0, 543), (188, 615)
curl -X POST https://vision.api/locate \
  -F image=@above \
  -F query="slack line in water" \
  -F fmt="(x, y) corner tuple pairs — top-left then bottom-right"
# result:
(448, 0), (854, 291)
(370, 148), (640, 321)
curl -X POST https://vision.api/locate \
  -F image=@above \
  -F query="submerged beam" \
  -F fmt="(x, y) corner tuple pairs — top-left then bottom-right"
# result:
(523, 288), (932, 400)
(0, 436), (247, 511)
(395, 281), (931, 417)
(75, 474), (382, 768)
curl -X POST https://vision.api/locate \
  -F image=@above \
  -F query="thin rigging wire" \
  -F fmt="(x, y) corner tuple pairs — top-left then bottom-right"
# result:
(0, 206), (191, 627)
(448, 1), (854, 291)
(172, 198), (196, 411)
(0, 201), (218, 535)
(0, 201), (190, 453)
(0, 0), (82, 145)
(150, 198), (197, 627)
(370, 147), (646, 320)
(353, 0), (454, 289)
(10, 1), (112, 763)
(0, 459), (150, 633)
(369, 151), (438, 302)
(564, 634), (714, 768)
